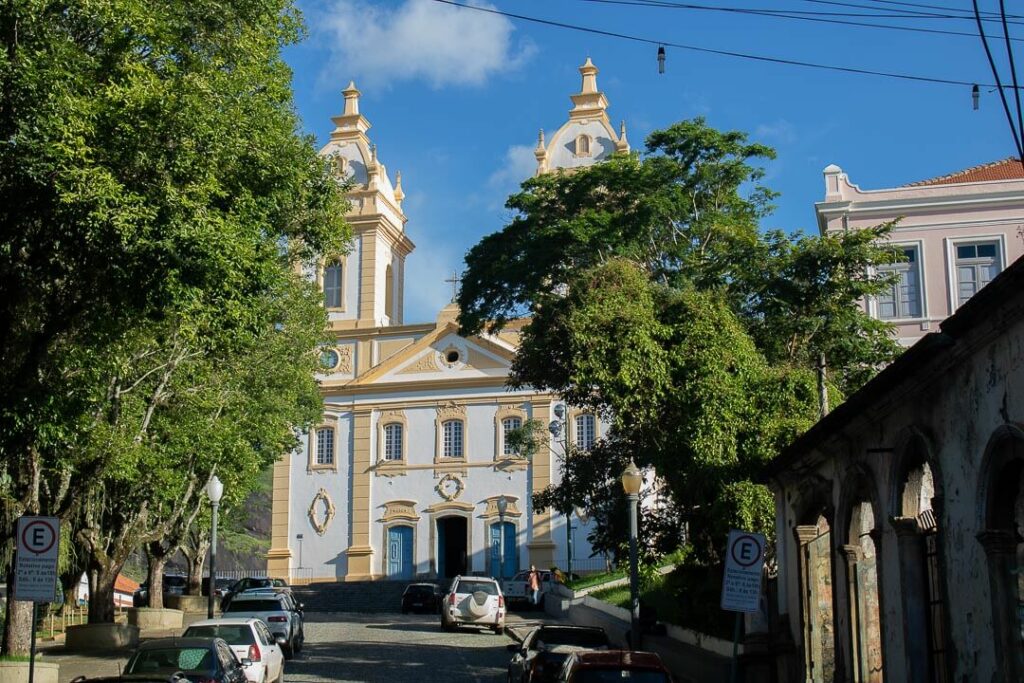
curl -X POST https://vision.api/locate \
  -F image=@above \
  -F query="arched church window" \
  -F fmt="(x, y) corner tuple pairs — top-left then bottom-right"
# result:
(442, 420), (464, 458)
(333, 154), (348, 177)
(324, 260), (343, 309)
(501, 417), (522, 457)
(383, 423), (403, 461)
(575, 135), (591, 157)
(385, 264), (395, 320)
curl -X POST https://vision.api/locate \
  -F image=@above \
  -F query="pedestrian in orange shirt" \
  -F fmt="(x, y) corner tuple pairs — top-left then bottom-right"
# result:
(528, 565), (541, 607)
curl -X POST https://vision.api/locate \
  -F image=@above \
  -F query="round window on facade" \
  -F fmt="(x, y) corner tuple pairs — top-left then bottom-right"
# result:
(446, 350), (461, 364)
(320, 349), (340, 370)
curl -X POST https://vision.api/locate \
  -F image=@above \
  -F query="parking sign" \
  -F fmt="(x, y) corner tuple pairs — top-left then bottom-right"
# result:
(14, 516), (60, 603)
(720, 529), (766, 613)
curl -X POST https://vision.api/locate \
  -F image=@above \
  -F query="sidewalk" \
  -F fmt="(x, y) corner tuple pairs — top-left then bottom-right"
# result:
(37, 611), (214, 683)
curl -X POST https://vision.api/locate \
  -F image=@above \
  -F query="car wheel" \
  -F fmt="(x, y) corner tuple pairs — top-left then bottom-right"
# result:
(282, 641), (294, 660)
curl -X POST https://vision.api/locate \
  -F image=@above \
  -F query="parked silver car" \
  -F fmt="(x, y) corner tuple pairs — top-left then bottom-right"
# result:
(223, 589), (304, 659)
(441, 576), (506, 634)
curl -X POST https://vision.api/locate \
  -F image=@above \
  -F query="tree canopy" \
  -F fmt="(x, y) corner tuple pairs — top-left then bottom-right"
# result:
(459, 118), (900, 562)
(0, 0), (349, 652)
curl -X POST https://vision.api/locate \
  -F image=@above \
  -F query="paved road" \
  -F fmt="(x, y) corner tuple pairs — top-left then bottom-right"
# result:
(45, 611), (543, 683)
(286, 612), (515, 682)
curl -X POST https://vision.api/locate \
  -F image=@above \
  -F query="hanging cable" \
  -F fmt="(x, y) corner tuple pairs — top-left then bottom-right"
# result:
(432, 0), (1015, 90)
(867, 0), (1024, 22)
(973, 0), (1023, 160)
(577, 0), (1024, 42)
(1000, 0), (1024, 169)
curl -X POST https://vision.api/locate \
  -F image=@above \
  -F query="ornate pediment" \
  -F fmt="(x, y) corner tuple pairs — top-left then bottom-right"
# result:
(436, 401), (465, 422)
(381, 500), (420, 522)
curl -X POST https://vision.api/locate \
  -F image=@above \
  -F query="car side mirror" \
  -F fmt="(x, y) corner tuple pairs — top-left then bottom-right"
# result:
(297, 602), (305, 611)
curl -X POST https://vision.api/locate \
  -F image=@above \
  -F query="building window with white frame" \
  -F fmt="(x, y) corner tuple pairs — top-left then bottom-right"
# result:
(442, 420), (464, 458)
(323, 260), (343, 309)
(955, 241), (1001, 307)
(383, 423), (403, 461)
(575, 135), (591, 157)
(575, 414), (596, 451)
(315, 427), (335, 466)
(501, 417), (522, 457)
(877, 246), (923, 320)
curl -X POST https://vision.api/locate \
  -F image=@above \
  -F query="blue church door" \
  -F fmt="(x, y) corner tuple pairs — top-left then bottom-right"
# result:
(387, 526), (413, 580)
(489, 522), (517, 580)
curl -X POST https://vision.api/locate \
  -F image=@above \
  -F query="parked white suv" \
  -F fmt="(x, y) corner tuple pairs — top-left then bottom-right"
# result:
(441, 576), (506, 634)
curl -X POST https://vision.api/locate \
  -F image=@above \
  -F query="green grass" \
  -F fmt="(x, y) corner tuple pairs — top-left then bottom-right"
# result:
(566, 568), (627, 591)
(0, 655), (33, 662)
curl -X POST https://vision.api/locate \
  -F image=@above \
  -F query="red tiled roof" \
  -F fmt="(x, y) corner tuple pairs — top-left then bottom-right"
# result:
(115, 574), (140, 593)
(906, 157), (1024, 186)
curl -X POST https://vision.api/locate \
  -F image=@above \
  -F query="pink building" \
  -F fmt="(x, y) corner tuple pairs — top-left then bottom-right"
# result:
(815, 158), (1024, 345)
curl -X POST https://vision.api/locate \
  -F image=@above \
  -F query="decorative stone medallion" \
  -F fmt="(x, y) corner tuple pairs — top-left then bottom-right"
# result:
(435, 473), (465, 502)
(308, 488), (336, 536)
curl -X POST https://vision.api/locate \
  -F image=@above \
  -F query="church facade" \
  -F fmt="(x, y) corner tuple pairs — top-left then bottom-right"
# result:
(267, 59), (628, 582)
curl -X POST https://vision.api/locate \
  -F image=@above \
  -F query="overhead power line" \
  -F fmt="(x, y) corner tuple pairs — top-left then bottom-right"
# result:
(432, 0), (1015, 90)
(578, 0), (1024, 42)
(868, 0), (1024, 22)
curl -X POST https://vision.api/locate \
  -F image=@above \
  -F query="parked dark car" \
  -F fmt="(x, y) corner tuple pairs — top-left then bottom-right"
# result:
(132, 574), (188, 608)
(507, 626), (610, 682)
(71, 637), (251, 683)
(401, 583), (442, 614)
(556, 650), (674, 683)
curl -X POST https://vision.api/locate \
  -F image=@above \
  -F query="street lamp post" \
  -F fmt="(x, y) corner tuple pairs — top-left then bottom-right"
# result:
(497, 495), (508, 587)
(206, 475), (224, 619)
(620, 460), (642, 650)
(549, 406), (573, 578)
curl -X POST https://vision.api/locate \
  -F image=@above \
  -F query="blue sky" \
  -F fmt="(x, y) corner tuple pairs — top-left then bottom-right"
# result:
(285, 0), (1018, 322)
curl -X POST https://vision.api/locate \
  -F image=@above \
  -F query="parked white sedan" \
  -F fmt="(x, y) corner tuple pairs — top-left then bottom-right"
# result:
(183, 617), (285, 683)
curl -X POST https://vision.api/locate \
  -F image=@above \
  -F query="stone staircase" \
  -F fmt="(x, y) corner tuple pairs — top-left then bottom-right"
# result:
(292, 580), (442, 613)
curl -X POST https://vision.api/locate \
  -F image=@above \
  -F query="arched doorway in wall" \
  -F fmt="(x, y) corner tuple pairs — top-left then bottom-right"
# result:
(978, 430), (1024, 681)
(795, 513), (837, 683)
(892, 439), (949, 682)
(437, 516), (468, 579)
(488, 521), (517, 580)
(845, 498), (885, 683)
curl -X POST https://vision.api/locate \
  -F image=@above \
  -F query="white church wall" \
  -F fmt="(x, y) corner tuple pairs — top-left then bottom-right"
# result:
(288, 410), (353, 580)
(547, 120), (617, 170)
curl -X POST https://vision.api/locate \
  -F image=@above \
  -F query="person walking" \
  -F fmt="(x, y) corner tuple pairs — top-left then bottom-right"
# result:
(528, 565), (541, 608)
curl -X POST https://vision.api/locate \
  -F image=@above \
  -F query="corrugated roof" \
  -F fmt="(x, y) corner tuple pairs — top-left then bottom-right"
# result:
(905, 157), (1024, 186)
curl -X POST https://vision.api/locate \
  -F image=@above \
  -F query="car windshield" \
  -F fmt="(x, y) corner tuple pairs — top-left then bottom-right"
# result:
(226, 599), (281, 613)
(184, 625), (256, 645)
(456, 580), (498, 595)
(126, 647), (214, 674)
(534, 629), (608, 650)
(244, 578), (273, 589)
(406, 585), (434, 596)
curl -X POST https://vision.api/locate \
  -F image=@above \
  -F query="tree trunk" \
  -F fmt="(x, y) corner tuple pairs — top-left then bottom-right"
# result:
(817, 351), (829, 418)
(2, 567), (33, 656)
(186, 540), (209, 596)
(146, 545), (169, 610)
(87, 560), (124, 623)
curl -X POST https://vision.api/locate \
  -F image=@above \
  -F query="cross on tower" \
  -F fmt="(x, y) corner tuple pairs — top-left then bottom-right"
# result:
(444, 271), (461, 303)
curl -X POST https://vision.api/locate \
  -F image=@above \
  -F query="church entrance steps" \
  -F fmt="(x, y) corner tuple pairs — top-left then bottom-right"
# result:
(292, 580), (442, 613)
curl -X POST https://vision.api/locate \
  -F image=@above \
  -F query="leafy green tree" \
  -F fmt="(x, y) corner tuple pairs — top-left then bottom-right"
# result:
(0, 0), (348, 653)
(459, 119), (899, 564)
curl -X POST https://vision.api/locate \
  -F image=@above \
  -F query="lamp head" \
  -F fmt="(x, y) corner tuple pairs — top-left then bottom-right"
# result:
(620, 460), (642, 496)
(548, 420), (562, 437)
(206, 475), (224, 504)
(553, 404), (565, 419)
(497, 495), (508, 517)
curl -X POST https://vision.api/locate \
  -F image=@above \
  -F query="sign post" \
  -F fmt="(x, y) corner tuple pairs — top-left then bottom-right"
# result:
(14, 516), (61, 683)
(720, 529), (767, 683)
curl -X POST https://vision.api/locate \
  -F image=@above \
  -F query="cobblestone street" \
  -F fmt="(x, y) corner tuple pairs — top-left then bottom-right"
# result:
(285, 612), (516, 682)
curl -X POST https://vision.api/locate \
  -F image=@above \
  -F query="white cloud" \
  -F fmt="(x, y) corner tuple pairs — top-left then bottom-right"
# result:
(755, 120), (797, 145)
(403, 238), (462, 321)
(314, 0), (536, 90)
(486, 144), (537, 206)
